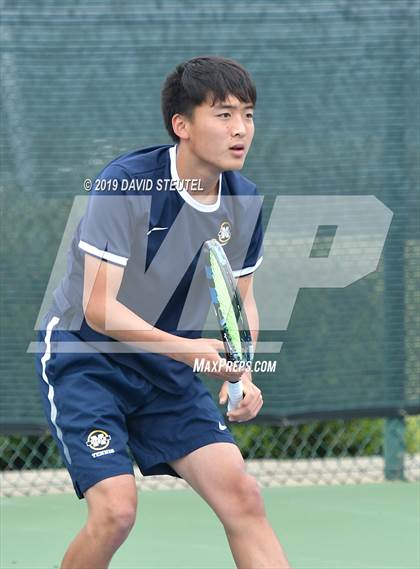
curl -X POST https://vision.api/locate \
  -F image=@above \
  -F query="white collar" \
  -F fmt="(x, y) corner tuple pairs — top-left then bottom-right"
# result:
(169, 145), (221, 213)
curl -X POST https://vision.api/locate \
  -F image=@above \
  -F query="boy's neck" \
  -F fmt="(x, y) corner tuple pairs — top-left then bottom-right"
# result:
(175, 144), (220, 203)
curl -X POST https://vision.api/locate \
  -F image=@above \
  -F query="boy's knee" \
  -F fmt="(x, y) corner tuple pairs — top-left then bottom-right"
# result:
(234, 474), (265, 518)
(105, 502), (137, 534)
(85, 476), (138, 539)
(88, 501), (137, 538)
(220, 473), (266, 534)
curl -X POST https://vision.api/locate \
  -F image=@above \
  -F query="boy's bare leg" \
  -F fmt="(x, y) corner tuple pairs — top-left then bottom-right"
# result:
(170, 443), (291, 569)
(61, 474), (137, 569)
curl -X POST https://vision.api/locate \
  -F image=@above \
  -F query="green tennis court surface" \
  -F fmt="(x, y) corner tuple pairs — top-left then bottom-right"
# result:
(1, 482), (419, 569)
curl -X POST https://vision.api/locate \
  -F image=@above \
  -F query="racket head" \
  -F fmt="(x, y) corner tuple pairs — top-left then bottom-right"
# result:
(204, 239), (254, 364)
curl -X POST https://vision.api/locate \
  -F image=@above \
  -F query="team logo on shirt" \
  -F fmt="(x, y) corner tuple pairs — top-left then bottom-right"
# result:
(218, 221), (231, 245)
(86, 429), (111, 451)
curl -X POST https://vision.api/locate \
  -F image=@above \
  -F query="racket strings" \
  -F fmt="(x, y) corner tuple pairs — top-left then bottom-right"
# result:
(209, 250), (243, 359)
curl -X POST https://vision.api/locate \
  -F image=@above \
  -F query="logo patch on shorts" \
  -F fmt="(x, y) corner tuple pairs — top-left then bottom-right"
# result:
(86, 429), (115, 458)
(86, 429), (111, 450)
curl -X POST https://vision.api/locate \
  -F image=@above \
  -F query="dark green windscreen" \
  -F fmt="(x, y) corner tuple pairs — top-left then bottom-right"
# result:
(1, 1), (418, 429)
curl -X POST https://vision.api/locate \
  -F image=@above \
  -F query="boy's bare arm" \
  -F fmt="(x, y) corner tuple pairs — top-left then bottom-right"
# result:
(83, 254), (243, 382)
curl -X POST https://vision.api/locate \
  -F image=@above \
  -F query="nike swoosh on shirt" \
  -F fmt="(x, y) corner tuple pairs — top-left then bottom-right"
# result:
(219, 422), (228, 431)
(146, 226), (169, 236)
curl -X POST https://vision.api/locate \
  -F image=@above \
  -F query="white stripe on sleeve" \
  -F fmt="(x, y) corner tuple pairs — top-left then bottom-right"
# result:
(78, 240), (128, 267)
(232, 256), (263, 278)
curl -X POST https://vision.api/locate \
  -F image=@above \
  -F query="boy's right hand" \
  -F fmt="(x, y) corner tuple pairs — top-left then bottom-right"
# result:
(178, 338), (244, 382)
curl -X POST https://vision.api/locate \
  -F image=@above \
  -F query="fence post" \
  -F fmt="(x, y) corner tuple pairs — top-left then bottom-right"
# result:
(383, 8), (409, 482)
(384, 416), (406, 480)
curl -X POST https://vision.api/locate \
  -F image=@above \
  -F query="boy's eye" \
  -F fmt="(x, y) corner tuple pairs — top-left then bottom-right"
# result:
(218, 113), (231, 118)
(246, 113), (254, 119)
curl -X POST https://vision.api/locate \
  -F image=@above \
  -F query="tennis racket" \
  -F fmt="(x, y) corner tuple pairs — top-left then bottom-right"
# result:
(204, 239), (254, 411)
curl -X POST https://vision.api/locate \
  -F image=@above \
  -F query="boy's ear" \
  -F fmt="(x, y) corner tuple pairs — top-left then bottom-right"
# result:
(172, 114), (190, 141)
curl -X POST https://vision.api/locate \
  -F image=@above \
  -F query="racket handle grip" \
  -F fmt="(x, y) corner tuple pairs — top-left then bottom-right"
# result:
(227, 380), (244, 412)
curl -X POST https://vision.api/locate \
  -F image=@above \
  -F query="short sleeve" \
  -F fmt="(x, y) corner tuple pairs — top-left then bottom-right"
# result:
(79, 165), (135, 267)
(231, 208), (264, 278)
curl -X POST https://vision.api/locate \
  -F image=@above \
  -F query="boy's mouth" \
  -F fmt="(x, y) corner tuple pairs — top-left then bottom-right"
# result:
(229, 144), (246, 157)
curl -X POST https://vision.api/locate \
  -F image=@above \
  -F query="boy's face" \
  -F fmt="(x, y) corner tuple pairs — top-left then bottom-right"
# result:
(183, 94), (255, 172)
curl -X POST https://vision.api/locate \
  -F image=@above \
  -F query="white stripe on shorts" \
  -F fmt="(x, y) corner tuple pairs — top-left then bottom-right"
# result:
(41, 316), (72, 465)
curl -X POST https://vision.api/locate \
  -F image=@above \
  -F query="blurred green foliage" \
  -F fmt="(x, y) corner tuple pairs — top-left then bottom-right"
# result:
(1, 416), (418, 471)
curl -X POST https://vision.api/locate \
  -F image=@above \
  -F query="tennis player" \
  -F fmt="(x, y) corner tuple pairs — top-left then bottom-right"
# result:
(36, 56), (290, 568)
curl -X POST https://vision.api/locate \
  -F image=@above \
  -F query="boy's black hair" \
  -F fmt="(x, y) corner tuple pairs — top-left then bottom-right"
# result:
(161, 56), (257, 142)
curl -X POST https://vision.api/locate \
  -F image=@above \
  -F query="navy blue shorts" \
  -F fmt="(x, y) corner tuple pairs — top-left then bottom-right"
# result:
(35, 324), (236, 499)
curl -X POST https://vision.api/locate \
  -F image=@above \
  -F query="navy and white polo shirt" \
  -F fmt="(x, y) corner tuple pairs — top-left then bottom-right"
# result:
(46, 144), (263, 393)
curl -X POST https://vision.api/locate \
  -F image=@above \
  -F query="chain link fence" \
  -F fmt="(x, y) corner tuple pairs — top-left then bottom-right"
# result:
(1, 417), (419, 496)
